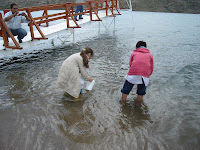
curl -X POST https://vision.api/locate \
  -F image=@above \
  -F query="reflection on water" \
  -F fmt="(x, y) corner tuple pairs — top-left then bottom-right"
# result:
(0, 11), (200, 150)
(58, 93), (159, 150)
(121, 101), (151, 127)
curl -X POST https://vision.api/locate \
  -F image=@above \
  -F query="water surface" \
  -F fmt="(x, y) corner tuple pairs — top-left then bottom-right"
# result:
(0, 11), (200, 150)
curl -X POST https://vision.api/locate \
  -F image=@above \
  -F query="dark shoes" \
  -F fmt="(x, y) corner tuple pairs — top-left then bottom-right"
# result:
(74, 17), (83, 21)
(18, 39), (22, 43)
(3, 39), (22, 46)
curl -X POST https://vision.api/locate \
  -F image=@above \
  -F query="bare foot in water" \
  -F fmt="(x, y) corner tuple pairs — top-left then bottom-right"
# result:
(135, 100), (142, 107)
(120, 100), (126, 106)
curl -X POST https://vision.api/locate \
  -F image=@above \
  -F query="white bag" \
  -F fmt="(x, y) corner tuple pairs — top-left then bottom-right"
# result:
(85, 80), (95, 91)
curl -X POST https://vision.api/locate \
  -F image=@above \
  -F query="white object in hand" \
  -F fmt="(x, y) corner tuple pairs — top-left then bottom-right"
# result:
(85, 80), (95, 91)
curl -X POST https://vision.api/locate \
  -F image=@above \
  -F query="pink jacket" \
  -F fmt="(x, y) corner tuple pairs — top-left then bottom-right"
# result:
(127, 48), (154, 78)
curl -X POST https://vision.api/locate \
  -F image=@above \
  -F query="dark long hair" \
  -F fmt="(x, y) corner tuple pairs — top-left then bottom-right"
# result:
(80, 47), (93, 68)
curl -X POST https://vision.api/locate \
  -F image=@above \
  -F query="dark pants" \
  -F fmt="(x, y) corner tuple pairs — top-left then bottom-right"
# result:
(74, 5), (83, 19)
(7, 28), (27, 40)
(121, 80), (146, 95)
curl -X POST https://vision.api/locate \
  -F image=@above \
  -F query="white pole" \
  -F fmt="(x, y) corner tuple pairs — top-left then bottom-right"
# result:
(99, 21), (101, 33)
(73, 28), (75, 44)
(114, 16), (115, 31)
(129, 0), (133, 11)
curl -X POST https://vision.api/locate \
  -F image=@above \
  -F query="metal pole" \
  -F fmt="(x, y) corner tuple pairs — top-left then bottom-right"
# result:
(99, 21), (101, 33)
(114, 16), (115, 31)
(73, 28), (75, 43)
(129, 0), (133, 11)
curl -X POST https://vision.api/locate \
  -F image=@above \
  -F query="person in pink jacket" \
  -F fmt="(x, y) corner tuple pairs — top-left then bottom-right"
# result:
(121, 41), (154, 106)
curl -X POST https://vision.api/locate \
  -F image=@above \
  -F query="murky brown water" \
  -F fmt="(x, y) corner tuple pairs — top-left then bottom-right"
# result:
(1, 11), (200, 150)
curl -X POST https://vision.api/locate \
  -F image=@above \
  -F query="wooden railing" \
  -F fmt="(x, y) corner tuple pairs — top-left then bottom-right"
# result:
(0, 13), (22, 49)
(0, 0), (124, 49)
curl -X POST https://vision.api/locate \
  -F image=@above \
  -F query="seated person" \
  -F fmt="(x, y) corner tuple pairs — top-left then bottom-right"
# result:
(3, 3), (31, 43)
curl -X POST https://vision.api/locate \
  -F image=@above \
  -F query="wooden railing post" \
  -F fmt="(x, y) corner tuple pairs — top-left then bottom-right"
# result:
(26, 8), (47, 40)
(118, 0), (125, 9)
(89, 2), (102, 21)
(95, 1), (99, 13)
(26, 8), (34, 40)
(0, 13), (8, 47)
(65, 4), (70, 28)
(44, 9), (49, 27)
(106, 0), (108, 16)
(65, 4), (80, 28)
(112, 0), (114, 13)
(89, 2), (93, 21)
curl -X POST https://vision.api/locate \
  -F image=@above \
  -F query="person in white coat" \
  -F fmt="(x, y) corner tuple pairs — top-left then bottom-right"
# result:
(57, 48), (94, 98)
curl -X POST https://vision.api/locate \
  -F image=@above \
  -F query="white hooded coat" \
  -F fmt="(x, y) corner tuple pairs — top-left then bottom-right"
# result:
(57, 53), (90, 98)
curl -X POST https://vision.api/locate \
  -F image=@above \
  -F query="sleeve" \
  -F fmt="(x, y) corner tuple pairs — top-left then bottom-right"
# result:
(21, 16), (30, 23)
(150, 54), (154, 75)
(3, 12), (10, 20)
(129, 53), (134, 68)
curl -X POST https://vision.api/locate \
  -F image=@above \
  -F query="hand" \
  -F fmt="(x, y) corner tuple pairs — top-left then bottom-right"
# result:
(21, 12), (26, 16)
(13, 11), (18, 17)
(89, 78), (93, 82)
(21, 12), (31, 21)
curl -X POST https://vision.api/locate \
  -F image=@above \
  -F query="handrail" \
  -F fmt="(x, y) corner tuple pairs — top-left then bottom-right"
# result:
(26, 8), (48, 40)
(1, 0), (123, 49)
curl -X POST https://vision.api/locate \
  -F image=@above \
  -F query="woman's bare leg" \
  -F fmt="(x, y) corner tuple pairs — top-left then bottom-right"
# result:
(137, 95), (143, 102)
(121, 93), (128, 105)
(135, 95), (143, 106)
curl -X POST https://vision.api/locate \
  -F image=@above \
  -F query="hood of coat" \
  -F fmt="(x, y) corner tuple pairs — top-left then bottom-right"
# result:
(134, 47), (150, 53)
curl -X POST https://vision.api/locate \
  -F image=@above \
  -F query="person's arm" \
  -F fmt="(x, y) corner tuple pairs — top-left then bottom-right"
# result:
(21, 12), (31, 22)
(88, 76), (93, 82)
(79, 65), (93, 82)
(77, 57), (93, 81)
(150, 55), (154, 75)
(4, 11), (18, 21)
(129, 53), (134, 68)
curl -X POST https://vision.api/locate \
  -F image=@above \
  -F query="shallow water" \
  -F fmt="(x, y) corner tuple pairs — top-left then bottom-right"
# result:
(0, 11), (200, 150)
